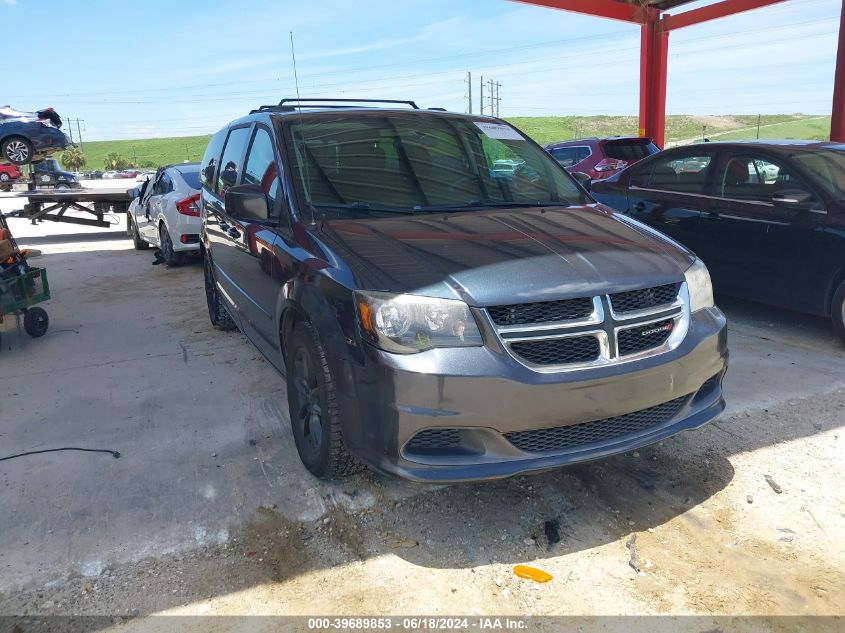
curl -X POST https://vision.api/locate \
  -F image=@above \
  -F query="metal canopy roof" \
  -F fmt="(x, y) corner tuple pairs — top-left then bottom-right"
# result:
(512, 0), (845, 145)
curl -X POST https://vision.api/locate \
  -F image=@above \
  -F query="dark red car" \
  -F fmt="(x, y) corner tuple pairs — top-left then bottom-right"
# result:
(545, 137), (660, 180)
(0, 163), (22, 190)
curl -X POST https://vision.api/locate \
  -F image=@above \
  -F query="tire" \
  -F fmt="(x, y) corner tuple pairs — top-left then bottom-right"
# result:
(130, 217), (150, 250)
(0, 173), (9, 182)
(203, 251), (236, 331)
(54, 183), (70, 190)
(1, 136), (35, 165)
(23, 307), (49, 338)
(286, 321), (361, 479)
(832, 279), (845, 342)
(159, 223), (182, 266)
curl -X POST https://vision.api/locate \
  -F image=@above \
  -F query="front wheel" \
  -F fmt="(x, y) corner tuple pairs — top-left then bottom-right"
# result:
(55, 183), (70, 190)
(286, 322), (361, 479)
(23, 307), (49, 337)
(831, 280), (845, 342)
(0, 173), (10, 183)
(1, 137), (34, 165)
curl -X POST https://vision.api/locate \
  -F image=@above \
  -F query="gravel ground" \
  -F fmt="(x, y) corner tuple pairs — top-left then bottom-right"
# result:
(0, 210), (843, 625)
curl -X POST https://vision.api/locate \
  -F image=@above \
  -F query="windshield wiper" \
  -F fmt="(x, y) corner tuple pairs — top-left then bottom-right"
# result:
(312, 202), (417, 214)
(413, 201), (575, 212)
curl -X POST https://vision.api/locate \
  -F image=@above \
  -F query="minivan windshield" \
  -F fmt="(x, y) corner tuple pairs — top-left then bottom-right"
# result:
(284, 113), (589, 214)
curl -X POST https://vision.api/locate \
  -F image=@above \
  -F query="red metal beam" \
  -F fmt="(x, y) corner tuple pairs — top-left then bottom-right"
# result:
(639, 13), (669, 148)
(509, 0), (647, 24)
(661, 0), (786, 31)
(832, 0), (845, 141)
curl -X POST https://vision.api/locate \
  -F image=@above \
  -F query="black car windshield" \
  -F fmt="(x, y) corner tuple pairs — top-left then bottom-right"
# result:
(284, 113), (589, 214)
(791, 149), (845, 200)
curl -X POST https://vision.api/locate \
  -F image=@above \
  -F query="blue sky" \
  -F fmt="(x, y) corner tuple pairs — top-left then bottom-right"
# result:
(2, 0), (841, 140)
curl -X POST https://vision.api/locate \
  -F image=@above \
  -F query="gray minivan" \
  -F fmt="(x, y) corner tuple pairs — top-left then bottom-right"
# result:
(199, 99), (728, 482)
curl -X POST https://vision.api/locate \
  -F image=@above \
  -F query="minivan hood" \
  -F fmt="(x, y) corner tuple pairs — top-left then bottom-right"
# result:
(317, 205), (694, 306)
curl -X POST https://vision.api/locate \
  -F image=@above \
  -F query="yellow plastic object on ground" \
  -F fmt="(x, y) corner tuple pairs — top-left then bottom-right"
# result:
(513, 564), (553, 583)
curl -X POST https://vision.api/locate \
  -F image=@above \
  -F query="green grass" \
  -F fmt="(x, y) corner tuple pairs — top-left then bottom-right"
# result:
(704, 116), (832, 142)
(73, 135), (212, 170)
(61, 114), (830, 170)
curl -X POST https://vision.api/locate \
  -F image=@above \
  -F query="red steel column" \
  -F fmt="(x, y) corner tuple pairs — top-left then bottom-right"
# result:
(831, 0), (845, 142)
(639, 11), (669, 148)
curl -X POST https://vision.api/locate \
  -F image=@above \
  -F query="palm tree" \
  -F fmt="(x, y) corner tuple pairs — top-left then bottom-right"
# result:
(61, 147), (86, 171)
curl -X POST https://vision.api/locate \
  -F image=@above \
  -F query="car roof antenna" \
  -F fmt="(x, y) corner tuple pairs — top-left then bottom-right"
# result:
(290, 31), (316, 228)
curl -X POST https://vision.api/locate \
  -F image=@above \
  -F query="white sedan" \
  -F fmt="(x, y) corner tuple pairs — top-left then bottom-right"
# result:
(127, 163), (202, 265)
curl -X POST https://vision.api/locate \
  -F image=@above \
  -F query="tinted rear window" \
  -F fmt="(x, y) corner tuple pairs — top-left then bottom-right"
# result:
(604, 141), (660, 161)
(177, 169), (201, 189)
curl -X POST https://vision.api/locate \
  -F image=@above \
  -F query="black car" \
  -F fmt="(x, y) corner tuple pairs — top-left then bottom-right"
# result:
(200, 98), (727, 482)
(0, 107), (71, 165)
(32, 158), (81, 189)
(590, 141), (845, 340)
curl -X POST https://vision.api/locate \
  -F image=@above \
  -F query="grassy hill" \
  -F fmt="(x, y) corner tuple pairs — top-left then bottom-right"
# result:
(64, 114), (830, 170)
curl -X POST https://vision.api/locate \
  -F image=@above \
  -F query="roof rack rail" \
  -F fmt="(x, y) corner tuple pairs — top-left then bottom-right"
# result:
(250, 98), (420, 114)
(279, 98), (419, 109)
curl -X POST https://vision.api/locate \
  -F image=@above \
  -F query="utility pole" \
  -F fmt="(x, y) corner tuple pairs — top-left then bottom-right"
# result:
(487, 79), (494, 117)
(479, 75), (484, 115)
(76, 119), (83, 152)
(67, 118), (74, 144)
(494, 81), (502, 117)
(465, 71), (473, 114)
(757, 114), (761, 139)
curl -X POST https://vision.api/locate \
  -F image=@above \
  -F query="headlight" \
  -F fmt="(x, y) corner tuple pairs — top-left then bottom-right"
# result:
(355, 291), (483, 354)
(684, 259), (714, 312)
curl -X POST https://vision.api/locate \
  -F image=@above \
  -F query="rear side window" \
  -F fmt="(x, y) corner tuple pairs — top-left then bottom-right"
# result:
(155, 172), (173, 195)
(550, 147), (578, 166)
(604, 141), (659, 161)
(242, 127), (280, 206)
(216, 126), (251, 197)
(200, 129), (227, 190)
(637, 154), (713, 193)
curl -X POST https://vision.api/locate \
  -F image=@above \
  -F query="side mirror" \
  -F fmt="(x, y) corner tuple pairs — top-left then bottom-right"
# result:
(225, 183), (269, 221)
(127, 187), (140, 198)
(772, 189), (813, 210)
(571, 171), (591, 191)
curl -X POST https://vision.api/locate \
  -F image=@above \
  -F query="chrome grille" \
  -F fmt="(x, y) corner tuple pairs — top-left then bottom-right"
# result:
(610, 283), (679, 314)
(487, 283), (688, 371)
(617, 319), (675, 356)
(504, 396), (688, 453)
(510, 336), (600, 366)
(487, 297), (594, 327)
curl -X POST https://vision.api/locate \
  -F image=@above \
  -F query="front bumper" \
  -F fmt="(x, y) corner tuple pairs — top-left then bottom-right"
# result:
(343, 307), (728, 482)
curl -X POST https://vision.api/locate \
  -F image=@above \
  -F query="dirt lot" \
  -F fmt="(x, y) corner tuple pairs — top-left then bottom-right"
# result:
(0, 197), (843, 626)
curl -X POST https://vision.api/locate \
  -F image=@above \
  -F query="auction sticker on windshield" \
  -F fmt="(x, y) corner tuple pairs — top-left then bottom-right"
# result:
(474, 121), (524, 140)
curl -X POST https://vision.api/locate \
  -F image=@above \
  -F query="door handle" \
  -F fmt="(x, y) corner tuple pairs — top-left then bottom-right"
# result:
(227, 227), (241, 239)
(634, 202), (646, 212)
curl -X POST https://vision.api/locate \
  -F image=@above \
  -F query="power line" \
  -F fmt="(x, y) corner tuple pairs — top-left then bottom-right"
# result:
(6, 10), (836, 102)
